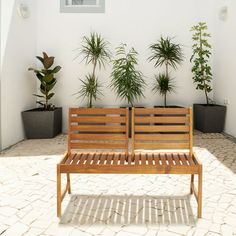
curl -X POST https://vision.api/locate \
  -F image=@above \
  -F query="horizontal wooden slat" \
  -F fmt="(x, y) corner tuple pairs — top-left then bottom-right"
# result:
(134, 108), (189, 115)
(135, 125), (189, 132)
(70, 142), (127, 149)
(60, 164), (199, 174)
(135, 134), (190, 141)
(70, 133), (127, 141)
(71, 125), (126, 132)
(135, 116), (189, 123)
(134, 142), (190, 150)
(70, 108), (127, 115)
(71, 116), (126, 123)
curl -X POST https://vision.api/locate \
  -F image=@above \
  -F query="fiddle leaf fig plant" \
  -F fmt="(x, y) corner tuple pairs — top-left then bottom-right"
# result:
(76, 32), (111, 107)
(149, 36), (183, 107)
(28, 52), (61, 110)
(110, 44), (146, 107)
(190, 22), (212, 105)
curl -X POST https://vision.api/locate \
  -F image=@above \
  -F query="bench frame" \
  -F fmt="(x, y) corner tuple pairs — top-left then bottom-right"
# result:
(57, 107), (202, 218)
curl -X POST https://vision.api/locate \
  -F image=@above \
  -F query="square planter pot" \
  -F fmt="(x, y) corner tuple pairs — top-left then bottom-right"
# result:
(193, 104), (226, 133)
(22, 107), (62, 139)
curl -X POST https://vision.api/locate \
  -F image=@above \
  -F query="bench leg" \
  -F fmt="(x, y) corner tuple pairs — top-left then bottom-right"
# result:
(190, 174), (194, 194)
(67, 173), (71, 194)
(198, 166), (203, 218)
(57, 165), (61, 218)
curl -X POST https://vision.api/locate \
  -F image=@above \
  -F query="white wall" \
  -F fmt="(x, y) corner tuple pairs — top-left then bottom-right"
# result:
(1, 0), (37, 149)
(37, 0), (215, 132)
(213, 0), (236, 137)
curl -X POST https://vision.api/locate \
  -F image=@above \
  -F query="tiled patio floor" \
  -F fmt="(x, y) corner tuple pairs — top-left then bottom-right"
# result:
(0, 132), (236, 236)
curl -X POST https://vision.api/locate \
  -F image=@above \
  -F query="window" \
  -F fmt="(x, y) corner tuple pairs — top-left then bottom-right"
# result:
(60, 0), (105, 13)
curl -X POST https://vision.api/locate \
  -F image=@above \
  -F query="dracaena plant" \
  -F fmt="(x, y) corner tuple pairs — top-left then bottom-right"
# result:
(76, 32), (111, 108)
(190, 22), (212, 105)
(29, 52), (61, 110)
(149, 36), (183, 107)
(110, 44), (146, 107)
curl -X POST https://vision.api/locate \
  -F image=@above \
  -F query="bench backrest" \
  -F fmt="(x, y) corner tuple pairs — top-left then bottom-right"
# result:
(68, 108), (129, 153)
(132, 107), (193, 155)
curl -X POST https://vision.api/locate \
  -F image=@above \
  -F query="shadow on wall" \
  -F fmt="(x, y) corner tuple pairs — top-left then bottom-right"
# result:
(60, 194), (196, 225)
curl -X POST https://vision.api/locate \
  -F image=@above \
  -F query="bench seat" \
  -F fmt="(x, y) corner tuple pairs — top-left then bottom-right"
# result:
(59, 152), (201, 174)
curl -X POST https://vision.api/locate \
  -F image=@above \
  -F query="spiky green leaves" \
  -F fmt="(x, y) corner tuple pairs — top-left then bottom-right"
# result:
(78, 75), (102, 108)
(190, 22), (212, 104)
(28, 52), (61, 110)
(110, 44), (146, 107)
(149, 37), (183, 71)
(80, 32), (111, 69)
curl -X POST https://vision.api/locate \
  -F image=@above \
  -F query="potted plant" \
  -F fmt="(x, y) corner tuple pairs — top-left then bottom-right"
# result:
(148, 36), (183, 107)
(110, 44), (146, 136)
(110, 43), (146, 107)
(22, 52), (62, 139)
(190, 22), (226, 133)
(76, 32), (111, 108)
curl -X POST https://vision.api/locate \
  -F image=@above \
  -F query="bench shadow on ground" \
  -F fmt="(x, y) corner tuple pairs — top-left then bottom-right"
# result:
(60, 194), (196, 225)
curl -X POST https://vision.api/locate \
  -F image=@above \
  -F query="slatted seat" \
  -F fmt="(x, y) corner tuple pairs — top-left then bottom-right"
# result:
(57, 107), (202, 219)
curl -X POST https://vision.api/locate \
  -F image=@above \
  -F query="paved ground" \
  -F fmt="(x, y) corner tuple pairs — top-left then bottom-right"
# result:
(0, 132), (236, 236)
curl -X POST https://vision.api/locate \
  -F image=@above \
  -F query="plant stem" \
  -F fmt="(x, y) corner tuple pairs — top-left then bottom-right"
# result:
(165, 62), (168, 77)
(164, 93), (167, 107)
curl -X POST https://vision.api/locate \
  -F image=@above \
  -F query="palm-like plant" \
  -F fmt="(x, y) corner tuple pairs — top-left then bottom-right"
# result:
(153, 74), (175, 107)
(76, 32), (111, 107)
(110, 44), (146, 107)
(149, 37), (183, 107)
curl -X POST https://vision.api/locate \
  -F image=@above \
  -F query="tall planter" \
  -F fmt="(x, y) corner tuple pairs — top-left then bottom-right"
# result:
(193, 104), (226, 133)
(22, 107), (62, 139)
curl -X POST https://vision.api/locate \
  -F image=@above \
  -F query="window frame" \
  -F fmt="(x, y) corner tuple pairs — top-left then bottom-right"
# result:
(60, 0), (105, 13)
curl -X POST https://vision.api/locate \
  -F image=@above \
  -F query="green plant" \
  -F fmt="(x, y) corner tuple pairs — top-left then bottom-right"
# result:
(110, 44), (146, 107)
(153, 74), (175, 107)
(28, 52), (61, 110)
(77, 32), (111, 107)
(149, 36), (183, 107)
(190, 22), (212, 105)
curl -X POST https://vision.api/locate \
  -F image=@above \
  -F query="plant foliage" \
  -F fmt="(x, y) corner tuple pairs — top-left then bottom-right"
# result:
(152, 74), (175, 107)
(110, 44), (146, 107)
(149, 37), (183, 107)
(76, 32), (111, 107)
(28, 52), (61, 110)
(190, 22), (212, 105)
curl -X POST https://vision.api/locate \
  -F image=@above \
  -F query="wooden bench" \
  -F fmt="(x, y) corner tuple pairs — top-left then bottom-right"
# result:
(57, 107), (202, 218)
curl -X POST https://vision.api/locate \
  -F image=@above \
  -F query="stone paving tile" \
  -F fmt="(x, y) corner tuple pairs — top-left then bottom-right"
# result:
(0, 133), (236, 235)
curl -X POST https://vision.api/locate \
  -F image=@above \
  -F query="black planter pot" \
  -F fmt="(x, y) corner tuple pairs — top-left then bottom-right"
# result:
(193, 104), (226, 133)
(22, 107), (62, 139)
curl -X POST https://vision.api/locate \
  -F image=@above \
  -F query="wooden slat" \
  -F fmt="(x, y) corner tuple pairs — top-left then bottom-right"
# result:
(113, 153), (119, 165)
(92, 153), (101, 165)
(70, 108), (127, 115)
(71, 125), (126, 132)
(160, 154), (166, 165)
(70, 142), (126, 150)
(147, 153), (153, 165)
(70, 134), (127, 141)
(71, 153), (82, 165)
(153, 153), (160, 165)
(134, 142), (190, 150)
(173, 153), (181, 166)
(106, 153), (114, 165)
(166, 153), (174, 165)
(60, 164), (199, 174)
(65, 153), (76, 165)
(135, 125), (189, 132)
(134, 108), (189, 115)
(85, 153), (95, 165)
(186, 154), (195, 166)
(135, 116), (189, 123)
(120, 154), (125, 165)
(71, 116), (126, 123)
(134, 153), (140, 165)
(78, 153), (88, 165)
(179, 153), (188, 166)
(141, 153), (147, 165)
(135, 134), (189, 141)
(99, 153), (107, 165)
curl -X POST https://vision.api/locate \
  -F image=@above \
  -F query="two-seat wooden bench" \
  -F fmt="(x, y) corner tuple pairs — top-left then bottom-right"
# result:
(57, 107), (202, 218)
